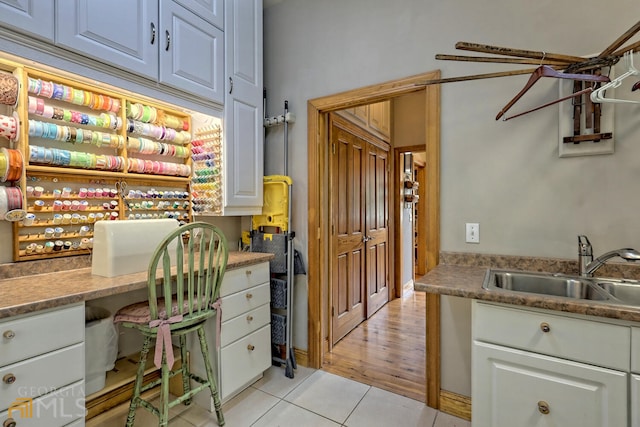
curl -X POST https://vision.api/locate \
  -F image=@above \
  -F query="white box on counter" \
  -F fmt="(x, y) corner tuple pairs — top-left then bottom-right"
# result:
(91, 219), (179, 277)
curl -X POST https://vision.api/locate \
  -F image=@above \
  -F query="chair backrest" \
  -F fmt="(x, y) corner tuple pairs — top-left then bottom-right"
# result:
(146, 222), (228, 321)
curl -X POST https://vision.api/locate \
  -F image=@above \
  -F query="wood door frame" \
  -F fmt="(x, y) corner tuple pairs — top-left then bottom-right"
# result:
(307, 70), (441, 408)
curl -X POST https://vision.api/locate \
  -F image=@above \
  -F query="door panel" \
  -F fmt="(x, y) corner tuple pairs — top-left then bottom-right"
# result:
(366, 143), (389, 317)
(331, 120), (366, 344)
(330, 113), (390, 344)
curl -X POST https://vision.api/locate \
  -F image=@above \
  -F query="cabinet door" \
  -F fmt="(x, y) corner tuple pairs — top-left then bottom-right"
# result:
(473, 341), (628, 427)
(174, 0), (223, 29)
(368, 101), (390, 139)
(159, 0), (224, 104)
(0, 0), (54, 42)
(223, 0), (263, 215)
(56, 0), (159, 79)
(633, 374), (640, 427)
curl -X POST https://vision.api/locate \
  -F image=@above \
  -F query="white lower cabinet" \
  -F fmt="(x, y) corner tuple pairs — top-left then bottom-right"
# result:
(472, 301), (630, 427)
(473, 341), (627, 427)
(0, 304), (85, 427)
(189, 261), (271, 408)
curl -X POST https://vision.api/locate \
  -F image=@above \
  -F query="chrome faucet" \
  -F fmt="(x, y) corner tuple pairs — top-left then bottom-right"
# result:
(578, 235), (640, 277)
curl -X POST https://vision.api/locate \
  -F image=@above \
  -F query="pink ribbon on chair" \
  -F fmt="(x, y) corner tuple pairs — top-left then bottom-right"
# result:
(149, 314), (183, 369)
(211, 298), (222, 349)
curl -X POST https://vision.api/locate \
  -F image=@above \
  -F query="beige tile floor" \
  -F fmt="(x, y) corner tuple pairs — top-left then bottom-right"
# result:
(89, 365), (471, 427)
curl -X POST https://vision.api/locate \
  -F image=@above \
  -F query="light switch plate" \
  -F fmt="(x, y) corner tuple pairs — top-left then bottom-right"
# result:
(466, 223), (479, 243)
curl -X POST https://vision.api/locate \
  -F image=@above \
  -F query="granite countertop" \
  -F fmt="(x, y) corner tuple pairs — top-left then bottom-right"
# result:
(414, 252), (640, 323)
(0, 251), (274, 319)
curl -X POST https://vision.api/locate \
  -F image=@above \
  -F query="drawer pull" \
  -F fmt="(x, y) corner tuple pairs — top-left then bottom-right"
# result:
(246, 293), (253, 299)
(247, 315), (254, 322)
(537, 400), (550, 415)
(3, 330), (15, 339)
(3, 373), (16, 384)
(247, 344), (255, 351)
(3, 418), (16, 427)
(540, 322), (551, 333)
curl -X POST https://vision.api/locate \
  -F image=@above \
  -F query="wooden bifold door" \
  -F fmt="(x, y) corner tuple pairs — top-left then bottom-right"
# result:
(329, 113), (389, 345)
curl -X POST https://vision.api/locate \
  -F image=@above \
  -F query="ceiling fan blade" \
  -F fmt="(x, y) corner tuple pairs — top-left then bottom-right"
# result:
(455, 42), (586, 63)
(598, 20), (640, 58)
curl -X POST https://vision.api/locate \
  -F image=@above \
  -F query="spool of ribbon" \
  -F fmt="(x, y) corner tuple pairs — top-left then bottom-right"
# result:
(0, 186), (25, 221)
(0, 72), (19, 107)
(0, 112), (19, 141)
(1, 147), (23, 182)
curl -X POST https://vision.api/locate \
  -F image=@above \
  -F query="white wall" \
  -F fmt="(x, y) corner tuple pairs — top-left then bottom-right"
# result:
(264, 0), (640, 396)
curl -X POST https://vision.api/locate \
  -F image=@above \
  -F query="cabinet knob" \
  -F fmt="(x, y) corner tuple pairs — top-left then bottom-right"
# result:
(537, 400), (550, 415)
(246, 315), (254, 322)
(540, 322), (551, 333)
(2, 330), (15, 339)
(246, 293), (253, 299)
(2, 374), (16, 385)
(3, 418), (16, 427)
(245, 270), (252, 275)
(247, 344), (255, 351)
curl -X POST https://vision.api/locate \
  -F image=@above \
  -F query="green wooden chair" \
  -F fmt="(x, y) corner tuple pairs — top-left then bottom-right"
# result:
(113, 222), (227, 426)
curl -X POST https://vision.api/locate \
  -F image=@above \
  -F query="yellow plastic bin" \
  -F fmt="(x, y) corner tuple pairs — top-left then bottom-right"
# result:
(252, 175), (292, 231)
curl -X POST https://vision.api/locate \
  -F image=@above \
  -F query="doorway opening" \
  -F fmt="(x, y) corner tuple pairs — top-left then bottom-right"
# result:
(307, 70), (441, 407)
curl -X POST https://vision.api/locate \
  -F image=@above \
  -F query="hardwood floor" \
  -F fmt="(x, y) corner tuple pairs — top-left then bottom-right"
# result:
(322, 288), (426, 402)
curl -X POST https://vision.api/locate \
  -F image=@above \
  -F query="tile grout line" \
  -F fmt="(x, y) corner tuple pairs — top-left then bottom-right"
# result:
(340, 385), (373, 426)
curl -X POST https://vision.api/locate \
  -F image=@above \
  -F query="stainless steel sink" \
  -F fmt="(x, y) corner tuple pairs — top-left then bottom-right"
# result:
(483, 269), (611, 301)
(596, 279), (640, 305)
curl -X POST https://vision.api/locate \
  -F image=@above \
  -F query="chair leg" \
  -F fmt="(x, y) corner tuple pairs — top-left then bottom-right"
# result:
(159, 349), (170, 427)
(180, 334), (192, 405)
(126, 335), (152, 427)
(197, 326), (225, 426)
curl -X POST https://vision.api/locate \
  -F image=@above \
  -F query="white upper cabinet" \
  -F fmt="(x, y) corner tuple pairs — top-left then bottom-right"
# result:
(223, 0), (263, 215)
(56, 0), (158, 79)
(159, 0), (224, 104)
(0, 0), (54, 42)
(174, 0), (223, 29)
(55, 0), (223, 103)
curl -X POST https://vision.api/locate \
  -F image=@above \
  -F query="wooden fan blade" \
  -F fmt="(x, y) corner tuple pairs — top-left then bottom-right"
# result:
(435, 54), (568, 66)
(416, 67), (546, 86)
(612, 40), (640, 57)
(598, 20), (640, 57)
(455, 42), (586, 63)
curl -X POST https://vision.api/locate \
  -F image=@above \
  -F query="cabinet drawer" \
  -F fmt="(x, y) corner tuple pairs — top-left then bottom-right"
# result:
(632, 328), (640, 373)
(0, 380), (84, 427)
(473, 302), (630, 371)
(220, 324), (271, 400)
(220, 262), (269, 297)
(0, 343), (84, 412)
(473, 341), (628, 427)
(221, 283), (269, 321)
(0, 304), (84, 366)
(221, 303), (270, 347)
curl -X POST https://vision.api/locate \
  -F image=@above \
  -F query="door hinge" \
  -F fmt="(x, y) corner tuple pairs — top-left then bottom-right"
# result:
(332, 224), (335, 235)
(332, 143), (336, 154)
(331, 306), (335, 317)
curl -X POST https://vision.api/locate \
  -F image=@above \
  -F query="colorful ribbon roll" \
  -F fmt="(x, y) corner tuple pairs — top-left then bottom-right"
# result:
(0, 147), (23, 182)
(0, 112), (19, 141)
(0, 186), (25, 221)
(0, 72), (19, 107)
